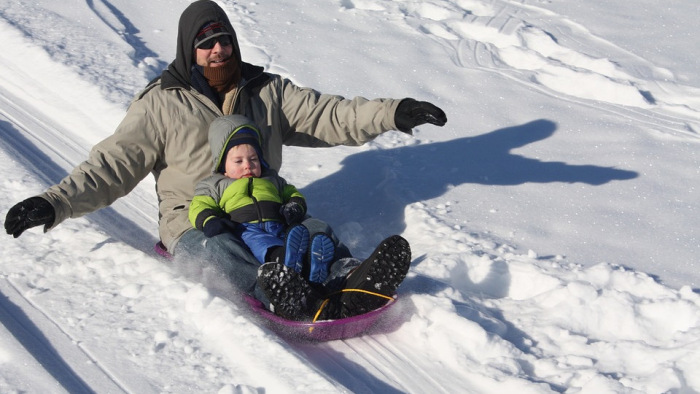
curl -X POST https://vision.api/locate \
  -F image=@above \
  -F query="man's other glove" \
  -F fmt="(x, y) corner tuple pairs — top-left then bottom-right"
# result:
(5, 196), (56, 238)
(280, 199), (306, 225)
(202, 217), (239, 238)
(394, 98), (447, 134)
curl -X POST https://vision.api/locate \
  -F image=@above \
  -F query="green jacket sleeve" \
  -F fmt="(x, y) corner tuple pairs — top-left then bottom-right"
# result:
(281, 184), (304, 203)
(189, 194), (221, 231)
(189, 176), (226, 231)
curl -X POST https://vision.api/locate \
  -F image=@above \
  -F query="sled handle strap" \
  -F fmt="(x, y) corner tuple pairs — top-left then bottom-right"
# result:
(311, 289), (395, 324)
(312, 299), (331, 323)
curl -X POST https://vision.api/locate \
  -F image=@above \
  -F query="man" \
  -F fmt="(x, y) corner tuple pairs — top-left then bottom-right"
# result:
(5, 0), (446, 319)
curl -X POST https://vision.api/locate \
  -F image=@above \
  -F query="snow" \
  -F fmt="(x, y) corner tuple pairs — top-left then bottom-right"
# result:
(1, 0), (699, 392)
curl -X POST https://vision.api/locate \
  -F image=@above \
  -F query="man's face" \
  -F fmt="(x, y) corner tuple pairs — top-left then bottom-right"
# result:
(195, 37), (234, 67)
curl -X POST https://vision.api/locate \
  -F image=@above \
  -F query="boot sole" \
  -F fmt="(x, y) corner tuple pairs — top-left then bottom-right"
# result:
(340, 235), (411, 317)
(308, 233), (335, 283)
(284, 225), (309, 273)
(258, 263), (318, 321)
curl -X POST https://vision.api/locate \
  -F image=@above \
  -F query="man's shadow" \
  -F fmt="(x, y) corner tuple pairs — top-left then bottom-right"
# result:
(302, 119), (638, 252)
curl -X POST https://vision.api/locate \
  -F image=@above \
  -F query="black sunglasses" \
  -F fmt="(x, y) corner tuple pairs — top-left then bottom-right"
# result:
(197, 35), (232, 50)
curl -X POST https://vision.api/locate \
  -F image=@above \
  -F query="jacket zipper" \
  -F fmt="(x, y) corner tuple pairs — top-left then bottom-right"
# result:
(247, 177), (265, 225)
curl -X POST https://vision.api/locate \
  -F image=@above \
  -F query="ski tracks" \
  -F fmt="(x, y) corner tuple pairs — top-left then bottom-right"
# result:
(0, 0), (163, 105)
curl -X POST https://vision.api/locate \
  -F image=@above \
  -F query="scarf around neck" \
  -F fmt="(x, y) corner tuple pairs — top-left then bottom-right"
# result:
(202, 60), (241, 94)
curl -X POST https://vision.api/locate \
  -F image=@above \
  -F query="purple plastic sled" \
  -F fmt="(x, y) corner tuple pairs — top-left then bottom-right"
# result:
(154, 241), (173, 259)
(244, 294), (397, 342)
(155, 241), (396, 341)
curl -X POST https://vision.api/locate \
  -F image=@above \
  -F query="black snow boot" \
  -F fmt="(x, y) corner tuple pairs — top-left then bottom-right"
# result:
(257, 262), (340, 321)
(339, 235), (411, 318)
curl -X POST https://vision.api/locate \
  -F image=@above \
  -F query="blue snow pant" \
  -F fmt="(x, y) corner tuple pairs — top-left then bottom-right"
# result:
(172, 217), (359, 305)
(239, 221), (286, 264)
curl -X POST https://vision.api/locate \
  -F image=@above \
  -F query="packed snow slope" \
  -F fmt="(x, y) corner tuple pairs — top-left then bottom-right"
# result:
(1, 0), (699, 393)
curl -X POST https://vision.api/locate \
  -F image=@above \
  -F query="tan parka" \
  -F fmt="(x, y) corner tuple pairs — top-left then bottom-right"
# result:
(38, 0), (402, 252)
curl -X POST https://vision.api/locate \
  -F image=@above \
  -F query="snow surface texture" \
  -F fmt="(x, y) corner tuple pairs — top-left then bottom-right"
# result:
(1, 0), (699, 392)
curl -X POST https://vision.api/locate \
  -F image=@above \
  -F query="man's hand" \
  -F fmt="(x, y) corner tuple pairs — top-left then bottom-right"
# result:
(395, 98), (447, 134)
(5, 197), (56, 238)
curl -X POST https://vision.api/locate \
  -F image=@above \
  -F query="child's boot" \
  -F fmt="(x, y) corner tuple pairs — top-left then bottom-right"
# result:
(307, 233), (335, 283)
(257, 262), (339, 321)
(283, 224), (309, 274)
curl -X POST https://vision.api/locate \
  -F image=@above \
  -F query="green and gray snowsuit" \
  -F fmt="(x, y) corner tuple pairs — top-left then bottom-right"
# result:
(189, 115), (305, 263)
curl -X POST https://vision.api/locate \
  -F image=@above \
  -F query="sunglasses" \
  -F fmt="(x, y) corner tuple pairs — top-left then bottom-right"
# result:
(197, 35), (232, 50)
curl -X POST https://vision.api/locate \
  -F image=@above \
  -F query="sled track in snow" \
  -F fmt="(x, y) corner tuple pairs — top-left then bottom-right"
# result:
(292, 330), (477, 393)
(0, 278), (129, 394)
(84, 0), (167, 74)
(291, 301), (467, 394)
(0, 91), (88, 187)
(0, 84), (161, 255)
(0, 86), (160, 392)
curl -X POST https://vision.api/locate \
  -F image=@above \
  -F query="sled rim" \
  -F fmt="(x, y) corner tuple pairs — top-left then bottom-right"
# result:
(245, 294), (397, 341)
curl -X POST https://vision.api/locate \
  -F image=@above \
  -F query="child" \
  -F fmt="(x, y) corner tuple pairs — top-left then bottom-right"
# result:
(191, 115), (412, 322)
(189, 115), (335, 283)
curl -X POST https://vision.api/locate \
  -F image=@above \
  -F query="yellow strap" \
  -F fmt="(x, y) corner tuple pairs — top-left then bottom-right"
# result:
(311, 298), (330, 324)
(337, 288), (395, 301)
(310, 289), (395, 325)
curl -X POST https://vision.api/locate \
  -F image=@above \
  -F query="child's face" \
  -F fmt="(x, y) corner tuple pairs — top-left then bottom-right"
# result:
(223, 144), (262, 179)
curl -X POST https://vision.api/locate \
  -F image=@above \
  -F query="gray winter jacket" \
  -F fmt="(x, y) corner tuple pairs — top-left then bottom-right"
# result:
(39, 0), (401, 252)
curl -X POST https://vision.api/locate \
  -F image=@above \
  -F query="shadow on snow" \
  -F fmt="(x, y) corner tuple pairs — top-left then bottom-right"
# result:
(302, 119), (638, 252)
(0, 286), (95, 393)
(0, 120), (158, 255)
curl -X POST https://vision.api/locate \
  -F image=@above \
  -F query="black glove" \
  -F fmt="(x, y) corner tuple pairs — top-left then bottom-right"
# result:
(394, 98), (447, 134)
(5, 196), (56, 238)
(280, 199), (306, 225)
(202, 217), (238, 238)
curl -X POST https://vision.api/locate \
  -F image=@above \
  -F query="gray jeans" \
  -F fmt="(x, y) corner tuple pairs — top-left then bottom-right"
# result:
(172, 218), (361, 304)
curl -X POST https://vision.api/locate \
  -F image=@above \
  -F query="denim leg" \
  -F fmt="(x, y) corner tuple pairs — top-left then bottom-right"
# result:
(173, 225), (358, 306)
(173, 229), (260, 294)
